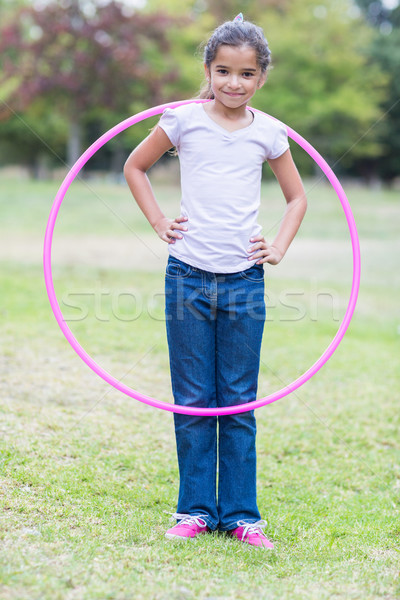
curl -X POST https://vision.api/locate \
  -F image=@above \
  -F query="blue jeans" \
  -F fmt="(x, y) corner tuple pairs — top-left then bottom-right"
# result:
(165, 256), (266, 531)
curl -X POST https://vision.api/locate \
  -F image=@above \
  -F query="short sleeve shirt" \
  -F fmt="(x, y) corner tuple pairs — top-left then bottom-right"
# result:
(158, 102), (289, 273)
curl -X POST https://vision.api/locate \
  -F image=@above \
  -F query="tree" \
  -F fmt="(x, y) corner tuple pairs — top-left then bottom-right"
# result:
(253, 0), (387, 174)
(354, 0), (400, 183)
(145, 0), (388, 175)
(0, 0), (182, 168)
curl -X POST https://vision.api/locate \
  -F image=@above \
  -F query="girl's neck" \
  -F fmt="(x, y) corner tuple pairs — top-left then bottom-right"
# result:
(203, 100), (253, 131)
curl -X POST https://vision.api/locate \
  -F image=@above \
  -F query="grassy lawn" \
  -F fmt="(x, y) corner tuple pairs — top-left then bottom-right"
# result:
(0, 174), (399, 599)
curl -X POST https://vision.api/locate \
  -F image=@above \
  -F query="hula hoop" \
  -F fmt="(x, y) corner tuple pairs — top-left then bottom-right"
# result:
(43, 99), (361, 416)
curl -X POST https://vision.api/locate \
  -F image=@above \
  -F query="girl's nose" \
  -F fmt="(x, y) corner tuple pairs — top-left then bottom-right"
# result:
(228, 75), (240, 89)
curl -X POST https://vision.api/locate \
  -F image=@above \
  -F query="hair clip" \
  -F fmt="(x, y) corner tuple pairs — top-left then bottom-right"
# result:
(234, 13), (244, 23)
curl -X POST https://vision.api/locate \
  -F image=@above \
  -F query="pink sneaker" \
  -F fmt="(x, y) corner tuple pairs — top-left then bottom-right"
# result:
(165, 513), (210, 540)
(230, 520), (274, 549)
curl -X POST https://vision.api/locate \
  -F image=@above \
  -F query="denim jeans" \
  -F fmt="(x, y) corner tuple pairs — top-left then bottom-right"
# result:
(165, 255), (266, 531)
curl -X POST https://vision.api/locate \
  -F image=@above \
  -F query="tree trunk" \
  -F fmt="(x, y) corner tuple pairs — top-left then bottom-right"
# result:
(31, 152), (51, 180)
(111, 137), (125, 177)
(67, 117), (82, 168)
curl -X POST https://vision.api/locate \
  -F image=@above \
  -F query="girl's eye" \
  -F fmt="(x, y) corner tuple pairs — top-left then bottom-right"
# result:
(215, 69), (255, 77)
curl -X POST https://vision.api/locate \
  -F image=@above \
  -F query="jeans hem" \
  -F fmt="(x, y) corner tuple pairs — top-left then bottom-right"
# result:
(204, 517), (219, 531)
(176, 514), (219, 531)
(219, 518), (260, 532)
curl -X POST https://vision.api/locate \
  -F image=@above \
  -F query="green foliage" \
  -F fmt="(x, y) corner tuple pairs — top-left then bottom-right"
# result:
(146, 0), (389, 175)
(253, 0), (387, 172)
(0, 1), (182, 167)
(353, 0), (400, 181)
(365, 28), (400, 181)
(0, 2), (180, 114)
(0, 97), (68, 170)
(0, 0), (394, 178)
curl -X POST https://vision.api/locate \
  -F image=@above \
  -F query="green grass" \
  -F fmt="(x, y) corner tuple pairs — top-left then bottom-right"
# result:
(1, 175), (399, 599)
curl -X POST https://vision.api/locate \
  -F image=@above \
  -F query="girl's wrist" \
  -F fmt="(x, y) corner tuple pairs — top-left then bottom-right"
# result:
(271, 244), (284, 259)
(152, 215), (167, 232)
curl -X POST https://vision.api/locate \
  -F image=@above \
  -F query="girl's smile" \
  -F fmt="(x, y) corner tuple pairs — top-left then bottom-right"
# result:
(205, 45), (266, 114)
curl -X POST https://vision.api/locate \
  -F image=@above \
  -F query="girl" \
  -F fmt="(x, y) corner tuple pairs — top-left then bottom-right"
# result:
(124, 14), (307, 550)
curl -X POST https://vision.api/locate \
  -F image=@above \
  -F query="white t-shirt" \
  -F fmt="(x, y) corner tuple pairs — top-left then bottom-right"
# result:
(158, 102), (289, 273)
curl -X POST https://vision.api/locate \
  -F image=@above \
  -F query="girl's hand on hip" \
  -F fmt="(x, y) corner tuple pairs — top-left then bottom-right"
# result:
(154, 215), (188, 244)
(247, 234), (283, 265)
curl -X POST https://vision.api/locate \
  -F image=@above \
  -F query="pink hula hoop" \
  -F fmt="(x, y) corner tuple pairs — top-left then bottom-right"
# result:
(43, 99), (361, 416)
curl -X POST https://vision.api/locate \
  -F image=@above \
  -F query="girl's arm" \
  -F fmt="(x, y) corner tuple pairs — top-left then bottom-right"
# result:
(124, 126), (188, 244)
(248, 149), (307, 265)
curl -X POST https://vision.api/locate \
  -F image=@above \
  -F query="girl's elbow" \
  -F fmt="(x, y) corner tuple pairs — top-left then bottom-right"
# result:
(299, 197), (307, 221)
(288, 194), (307, 214)
(297, 190), (307, 213)
(123, 157), (141, 181)
(123, 155), (147, 179)
(123, 156), (133, 177)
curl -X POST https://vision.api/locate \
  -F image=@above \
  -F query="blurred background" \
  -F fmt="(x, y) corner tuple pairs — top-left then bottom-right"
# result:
(0, 0), (399, 184)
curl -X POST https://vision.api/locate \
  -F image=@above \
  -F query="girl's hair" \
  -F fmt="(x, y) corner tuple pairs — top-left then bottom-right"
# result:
(199, 17), (271, 99)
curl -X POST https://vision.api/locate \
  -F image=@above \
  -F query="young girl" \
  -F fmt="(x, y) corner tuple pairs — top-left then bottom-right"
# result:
(124, 14), (307, 550)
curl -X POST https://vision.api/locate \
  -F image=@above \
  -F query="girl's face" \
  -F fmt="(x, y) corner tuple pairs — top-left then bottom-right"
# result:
(205, 44), (266, 110)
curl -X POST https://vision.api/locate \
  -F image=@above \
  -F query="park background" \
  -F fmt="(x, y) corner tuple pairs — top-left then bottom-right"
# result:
(0, 0), (399, 599)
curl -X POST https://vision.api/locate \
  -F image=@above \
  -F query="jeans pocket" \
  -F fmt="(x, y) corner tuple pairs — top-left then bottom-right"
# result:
(165, 257), (193, 279)
(239, 264), (265, 283)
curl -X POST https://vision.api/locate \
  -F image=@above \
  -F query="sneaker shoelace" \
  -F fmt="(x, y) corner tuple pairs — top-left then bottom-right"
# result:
(236, 519), (268, 541)
(170, 512), (208, 528)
